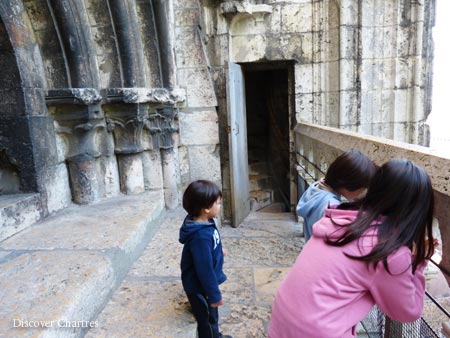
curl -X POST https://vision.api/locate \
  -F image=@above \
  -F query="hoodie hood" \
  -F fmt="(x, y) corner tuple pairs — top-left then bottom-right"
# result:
(313, 207), (379, 257)
(297, 181), (341, 219)
(179, 215), (215, 244)
(312, 207), (359, 240)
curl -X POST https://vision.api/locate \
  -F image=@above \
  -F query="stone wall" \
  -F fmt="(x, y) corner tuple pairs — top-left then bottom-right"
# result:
(0, 0), (435, 226)
(0, 0), (222, 226)
(196, 0), (434, 220)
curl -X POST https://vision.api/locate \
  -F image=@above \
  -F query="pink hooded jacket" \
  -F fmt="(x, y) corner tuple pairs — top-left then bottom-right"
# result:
(268, 207), (427, 338)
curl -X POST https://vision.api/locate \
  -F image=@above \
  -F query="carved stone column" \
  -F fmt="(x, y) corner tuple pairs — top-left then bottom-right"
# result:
(105, 88), (184, 199)
(47, 89), (105, 204)
(149, 89), (183, 209)
(161, 148), (179, 209)
(105, 89), (147, 195)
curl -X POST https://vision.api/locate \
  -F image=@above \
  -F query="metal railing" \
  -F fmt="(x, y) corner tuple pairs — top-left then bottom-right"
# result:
(361, 305), (440, 338)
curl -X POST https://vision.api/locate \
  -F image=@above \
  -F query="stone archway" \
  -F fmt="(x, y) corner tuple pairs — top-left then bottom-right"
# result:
(0, 0), (60, 213)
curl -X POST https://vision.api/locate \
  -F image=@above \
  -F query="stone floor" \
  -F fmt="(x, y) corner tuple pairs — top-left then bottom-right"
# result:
(2, 195), (449, 338)
(86, 208), (303, 338)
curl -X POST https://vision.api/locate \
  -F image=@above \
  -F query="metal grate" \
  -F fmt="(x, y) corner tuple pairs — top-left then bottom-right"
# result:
(360, 306), (439, 338)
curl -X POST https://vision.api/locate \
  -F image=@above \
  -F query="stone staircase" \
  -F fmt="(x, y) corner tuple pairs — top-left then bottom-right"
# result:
(249, 160), (275, 211)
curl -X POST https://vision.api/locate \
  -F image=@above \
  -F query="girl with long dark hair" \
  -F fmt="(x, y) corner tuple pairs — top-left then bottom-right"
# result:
(269, 159), (435, 338)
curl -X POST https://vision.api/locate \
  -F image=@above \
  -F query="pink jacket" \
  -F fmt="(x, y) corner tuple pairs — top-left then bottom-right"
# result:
(268, 207), (427, 338)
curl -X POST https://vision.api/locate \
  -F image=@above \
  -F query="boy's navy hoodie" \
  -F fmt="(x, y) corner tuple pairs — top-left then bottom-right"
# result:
(179, 215), (227, 304)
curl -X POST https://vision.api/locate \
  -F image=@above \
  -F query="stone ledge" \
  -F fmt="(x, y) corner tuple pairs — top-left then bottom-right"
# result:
(0, 191), (165, 338)
(0, 193), (43, 242)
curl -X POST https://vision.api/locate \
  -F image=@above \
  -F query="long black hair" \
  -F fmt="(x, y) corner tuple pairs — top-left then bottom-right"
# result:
(326, 159), (435, 273)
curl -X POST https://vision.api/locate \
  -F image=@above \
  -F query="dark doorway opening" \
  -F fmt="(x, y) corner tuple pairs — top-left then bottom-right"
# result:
(243, 65), (290, 211)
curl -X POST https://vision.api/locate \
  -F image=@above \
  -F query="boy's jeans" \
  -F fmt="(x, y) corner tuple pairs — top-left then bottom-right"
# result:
(187, 293), (220, 338)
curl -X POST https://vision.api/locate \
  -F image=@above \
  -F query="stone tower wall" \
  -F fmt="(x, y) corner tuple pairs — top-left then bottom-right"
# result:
(0, 0), (435, 224)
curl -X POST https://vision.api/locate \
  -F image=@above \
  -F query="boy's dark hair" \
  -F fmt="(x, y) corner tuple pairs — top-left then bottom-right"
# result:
(324, 150), (377, 192)
(183, 180), (222, 217)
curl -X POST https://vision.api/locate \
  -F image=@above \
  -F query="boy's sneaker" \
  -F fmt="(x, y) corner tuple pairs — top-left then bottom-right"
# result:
(219, 334), (233, 338)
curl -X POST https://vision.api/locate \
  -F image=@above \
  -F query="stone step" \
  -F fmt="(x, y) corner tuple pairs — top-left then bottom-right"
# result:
(249, 174), (273, 192)
(250, 190), (273, 211)
(258, 202), (288, 213)
(0, 193), (43, 242)
(0, 191), (165, 338)
(248, 161), (269, 176)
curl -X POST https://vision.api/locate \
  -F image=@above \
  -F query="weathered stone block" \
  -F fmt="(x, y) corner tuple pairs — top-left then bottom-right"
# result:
(313, 61), (340, 92)
(0, 89), (22, 116)
(295, 63), (313, 94)
(318, 91), (340, 127)
(142, 150), (164, 190)
(295, 93), (313, 123)
(118, 153), (145, 195)
(175, 8), (200, 26)
(177, 67), (217, 108)
(0, 193), (42, 241)
(340, 25), (359, 60)
(340, 0), (359, 26)
(397, 22), (422, 58)
(188, 145), (221, 183)
(97, 53), (122, 88)
(339, 90), (359, 126)
(231, 15), (267, 35)
(299, 32), (313, 62)
(23, 0), (53, 31)
(313, 29), (339, 63)
(161, 148), (181, 209)
(90, 25), (116, 56)
(0, 52), (20, 89)
(0, 251), (115, 338)
(381, 27), (398, 58)
(232, 34), (267, 62)
(43, 56), (68, 88)
(179, 110), (219, 146)
(43, 163), (72, 214)
(360, 89), (379, 124)
(266, 33), (308, 62)
(177, 146), (190, 185)
(84, 0), (111, 26)
(15, 44), (46, 89)
(281, 3), (312, 33)
(394, 88), (410, 123)
(101, 156), (120, 198)
(361, 59), (396, 91)
(175, 26), (206, 67)
(269, 4), (282, 33)
(339, 59), (358, 91)
(395, 57), (417, 89)
(173, 0), (198, 9)
(0, 190), (165, 251)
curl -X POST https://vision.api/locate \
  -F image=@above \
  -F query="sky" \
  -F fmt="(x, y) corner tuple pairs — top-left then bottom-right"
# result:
(426, 0), (450, 152)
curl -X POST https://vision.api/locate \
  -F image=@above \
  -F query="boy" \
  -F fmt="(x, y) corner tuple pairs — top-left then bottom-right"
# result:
(179, 180), (232, 338)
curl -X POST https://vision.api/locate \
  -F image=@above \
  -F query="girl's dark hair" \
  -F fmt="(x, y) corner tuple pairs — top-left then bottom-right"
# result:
(183, 180), (222, 217)
(325, 150), (378, 192)
(327, 159), (434, 273)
